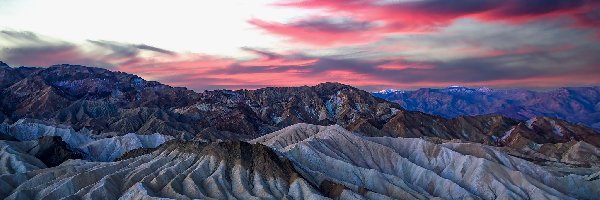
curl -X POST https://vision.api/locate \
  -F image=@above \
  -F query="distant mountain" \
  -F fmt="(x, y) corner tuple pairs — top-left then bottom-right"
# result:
(374, 86), (600, 131)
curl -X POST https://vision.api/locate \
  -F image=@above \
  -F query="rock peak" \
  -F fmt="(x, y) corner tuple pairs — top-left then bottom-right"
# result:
(314, 82), (358, 93)
(49, 63), (88, 69)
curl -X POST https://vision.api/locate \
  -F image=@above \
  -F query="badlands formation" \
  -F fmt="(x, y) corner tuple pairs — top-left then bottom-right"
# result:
(0, 63), (599, 199)
(0, 141), (327, 199)
(253, 124), (600, 199)
(1, 124), (599, 199)
(1, 119), (172, 162)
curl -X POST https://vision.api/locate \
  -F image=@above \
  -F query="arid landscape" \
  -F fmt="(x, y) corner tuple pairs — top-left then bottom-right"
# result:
(1, 63), (599, 199)
(1, 0), (599, 199)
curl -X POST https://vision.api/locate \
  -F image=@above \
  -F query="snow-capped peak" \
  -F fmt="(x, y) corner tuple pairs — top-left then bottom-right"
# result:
(375, 89), (403, 94)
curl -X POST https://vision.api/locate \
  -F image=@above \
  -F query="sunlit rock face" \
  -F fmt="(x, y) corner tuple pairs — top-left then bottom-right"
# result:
(0, 141), (327, 200)
(253, 124), (600, 199)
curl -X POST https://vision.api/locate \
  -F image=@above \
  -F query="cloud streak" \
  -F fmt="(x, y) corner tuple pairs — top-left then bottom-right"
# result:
(1, 29), (599, 91)
(250, 0), (600, 47)
(249, 17), (384, 46)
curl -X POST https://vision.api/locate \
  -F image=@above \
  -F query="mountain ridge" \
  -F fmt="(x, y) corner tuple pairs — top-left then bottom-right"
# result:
(0, 62), (597, 144)
(374, 86), (600, 131)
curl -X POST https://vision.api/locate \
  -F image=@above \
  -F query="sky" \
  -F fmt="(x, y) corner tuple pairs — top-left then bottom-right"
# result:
(1, 0), (599, 91)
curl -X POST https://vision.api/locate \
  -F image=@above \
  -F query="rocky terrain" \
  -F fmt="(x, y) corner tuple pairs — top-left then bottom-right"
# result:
(374, 86), (600, 131)
(0, 136), (82, 174)
(0, 141), (327, 199)
(253, 124), (600, 199)
(2, 124), (598, 199)
(0, 119), (173, 161)
(0, 62), (599, 199)
(1, 63), (403, 139)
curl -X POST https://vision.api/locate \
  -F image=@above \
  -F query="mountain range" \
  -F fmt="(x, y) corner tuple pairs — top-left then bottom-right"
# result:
(374, 86), (600, 131)
(0, 62), (599, 199)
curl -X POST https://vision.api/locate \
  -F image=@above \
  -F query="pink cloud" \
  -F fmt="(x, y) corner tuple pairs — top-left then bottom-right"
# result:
(277, 0), (598, 23)
(2, 30), (598, 92)
(249, 0), (600, 47)
(249, 18), (385, 47)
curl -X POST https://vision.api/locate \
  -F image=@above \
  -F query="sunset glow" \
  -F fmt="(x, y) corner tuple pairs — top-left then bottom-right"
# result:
(1, 0), (599, 91)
